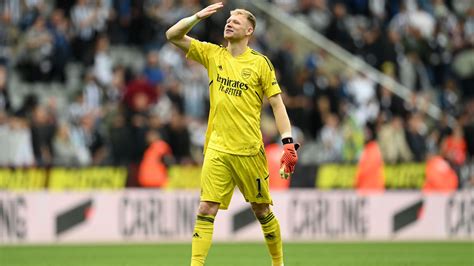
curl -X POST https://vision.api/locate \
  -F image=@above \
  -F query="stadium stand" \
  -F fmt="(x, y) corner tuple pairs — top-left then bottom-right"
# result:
(0, 0), (472, 190)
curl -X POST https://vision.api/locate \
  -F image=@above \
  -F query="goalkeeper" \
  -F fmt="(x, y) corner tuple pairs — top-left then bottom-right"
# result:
(166, 2), (299, 266)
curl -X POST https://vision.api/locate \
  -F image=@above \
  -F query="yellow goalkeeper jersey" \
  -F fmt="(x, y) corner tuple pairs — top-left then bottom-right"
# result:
(186, 39), (281, 156)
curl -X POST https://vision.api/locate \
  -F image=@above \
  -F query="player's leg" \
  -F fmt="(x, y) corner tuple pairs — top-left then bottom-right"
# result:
(191, 201), (219, 266)
(231, 147), (283, 265)
(191, 148), (235, 266)
(251, 202), (284, 266)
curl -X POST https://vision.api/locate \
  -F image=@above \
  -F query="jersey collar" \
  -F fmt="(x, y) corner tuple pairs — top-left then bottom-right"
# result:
(226, 46), (251, 59)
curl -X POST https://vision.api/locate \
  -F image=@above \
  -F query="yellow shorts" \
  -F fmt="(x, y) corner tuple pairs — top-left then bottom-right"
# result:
(200, 147), (272, 210)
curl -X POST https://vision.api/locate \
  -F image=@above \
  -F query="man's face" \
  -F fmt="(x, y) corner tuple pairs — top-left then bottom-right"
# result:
(224, 14), (253, 41)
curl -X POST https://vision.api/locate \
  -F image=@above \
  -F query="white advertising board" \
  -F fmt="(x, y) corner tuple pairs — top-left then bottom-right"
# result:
(0, 190), (472, 244)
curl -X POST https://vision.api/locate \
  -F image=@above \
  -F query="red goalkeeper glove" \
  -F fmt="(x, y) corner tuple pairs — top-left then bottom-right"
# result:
(279, 137), (300, 179)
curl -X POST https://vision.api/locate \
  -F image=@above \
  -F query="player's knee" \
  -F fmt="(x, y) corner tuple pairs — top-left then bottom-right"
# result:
(198, 201), (219, 216)
(251, 203), (270, 219)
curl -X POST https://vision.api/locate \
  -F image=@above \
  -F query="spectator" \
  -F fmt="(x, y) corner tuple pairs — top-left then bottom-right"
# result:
(358, 23), (385, 69)
(452, 47), (474, 99)
(284, 69), (310, 133)
(53, 123), (83, 166)
(0, 0), (22, 27)
(145, 0), (173, 48)
(378, 116), (413, 163)
(68, 91), (93, 125)
(441, 124), (467, 168)
(92, 0), (113, 35)
(15, 93), (39, 119)
(48, 8), (71, 83)
(378, 84), (408, 120)
(317, 113), (344, 162)
(71, 0), (99, 63)
(123, 74), (157, 113)
(340, 101), (364, 162)
(161, 109), (192, 164)
(138, 129), (172, 187)
(345, 72), (378, 126)
(4, 116), (35, 167)
(83, 69), (103, 114)
(143, 50), (165, 87)
(439, 79), (460, 116)
(324, 74), (343, 114)
(272, 40), (296, 90)
(70, 113), (107, 165)
(407, 4), (435, 39)
(405, 113), (428, 162)
(105, 64), (127, 104)
(181, 60), (208, 120)
(309, 94), (330, 139)
(107, 0), (131, 44)
(30, 105), (56, 166)
(93, 34), (113, 87)
(17, 15), (54, 82)
(389, 3), (410, 37)
(18, 0), (45, 31)
(108, 112), (133, 165)
(165, 79), (185, 115)
(128, 0), (156, 47)
(158, 42), (185, 74)
(326, 2), (355, 52)
(429, 3), (458, 87)
(0, 3), (21, 62)
(399, 51), (432, 92)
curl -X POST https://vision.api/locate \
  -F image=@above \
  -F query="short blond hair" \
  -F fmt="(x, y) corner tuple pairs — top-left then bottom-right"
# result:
(230, 9), (256, 31)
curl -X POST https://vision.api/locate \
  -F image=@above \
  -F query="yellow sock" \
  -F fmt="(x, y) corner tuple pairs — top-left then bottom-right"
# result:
(190, 215), (215, 266)
(258, 212), (283, 266)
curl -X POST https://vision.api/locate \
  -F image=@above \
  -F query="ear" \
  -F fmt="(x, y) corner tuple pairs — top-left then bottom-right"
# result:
(246, 26), (254, 36)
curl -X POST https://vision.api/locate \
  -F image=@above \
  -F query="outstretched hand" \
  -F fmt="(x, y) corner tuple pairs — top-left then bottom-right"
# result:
(196, 2), (224, 20)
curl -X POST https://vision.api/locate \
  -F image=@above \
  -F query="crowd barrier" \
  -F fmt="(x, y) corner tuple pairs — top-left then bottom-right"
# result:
(0, 189), (472, 244)
(0, 167), (128, 190)
(0, 161), (450, 190)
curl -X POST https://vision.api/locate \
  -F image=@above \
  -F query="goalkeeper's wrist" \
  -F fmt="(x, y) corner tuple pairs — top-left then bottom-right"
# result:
(182, 14), (201, 27)
(281, 137), (294, 145)
(281, 131), (293, 145)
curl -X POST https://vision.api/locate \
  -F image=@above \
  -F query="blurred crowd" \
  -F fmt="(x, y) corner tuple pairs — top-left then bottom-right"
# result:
(0, 0), (473, 187)
(268, 0), (474, 185)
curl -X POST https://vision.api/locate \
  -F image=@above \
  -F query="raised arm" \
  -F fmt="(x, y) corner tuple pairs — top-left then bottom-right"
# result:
(165, 2), (224, 53)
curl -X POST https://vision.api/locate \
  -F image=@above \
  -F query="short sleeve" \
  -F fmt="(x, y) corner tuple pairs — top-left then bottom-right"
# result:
(260, 56), (281, 98)
(186, 39), (220, 69)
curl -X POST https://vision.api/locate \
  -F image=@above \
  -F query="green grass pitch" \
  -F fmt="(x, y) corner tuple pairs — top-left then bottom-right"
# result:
(1, 242), (472, 266)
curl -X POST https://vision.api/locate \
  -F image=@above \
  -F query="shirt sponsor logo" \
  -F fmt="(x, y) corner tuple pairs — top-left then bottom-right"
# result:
(216, 74), (249, 97)
(217, 74), (249, 90)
